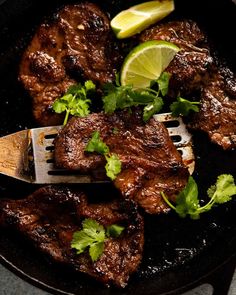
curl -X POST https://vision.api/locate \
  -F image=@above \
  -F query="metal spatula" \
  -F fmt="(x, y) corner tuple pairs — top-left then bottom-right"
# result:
(0, 113), (194, 183)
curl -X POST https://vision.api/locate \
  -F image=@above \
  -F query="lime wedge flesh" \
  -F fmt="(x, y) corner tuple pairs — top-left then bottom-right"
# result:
(120, 40), (179, 88)
(111, 0), (174, 39)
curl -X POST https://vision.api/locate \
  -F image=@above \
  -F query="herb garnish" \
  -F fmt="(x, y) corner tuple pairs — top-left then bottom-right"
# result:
(102, 71), (170, 122)
(161, 174), (236, 219)
(170, 96), (200, 117)
(85, 131), (122, 180)
(52, 80), (96, 125)
(71, 218), (124, 262)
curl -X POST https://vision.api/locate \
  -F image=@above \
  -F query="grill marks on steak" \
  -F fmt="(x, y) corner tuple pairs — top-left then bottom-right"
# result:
(19, 3), (122, 126)
(140, 20), (236, 150)
(0, 186), (144, 288)
(54, 110), (189, 214)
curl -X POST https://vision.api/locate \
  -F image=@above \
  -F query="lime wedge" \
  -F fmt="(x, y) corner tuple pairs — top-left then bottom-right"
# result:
(120, 40), (179, 88)
(111, 0), (174, 39)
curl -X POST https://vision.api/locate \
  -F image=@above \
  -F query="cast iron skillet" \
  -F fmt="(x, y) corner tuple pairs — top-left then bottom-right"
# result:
(0, 0), (236, 294)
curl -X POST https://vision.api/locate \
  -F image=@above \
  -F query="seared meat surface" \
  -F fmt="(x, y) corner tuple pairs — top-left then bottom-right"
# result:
(140, 20), (213, 96)
(19, 3), (122, 126)
(189, 65), (236, 149)
(140, 20), (236, 150)
(54, 109), (189, 214)
(0, 186), (144, 288)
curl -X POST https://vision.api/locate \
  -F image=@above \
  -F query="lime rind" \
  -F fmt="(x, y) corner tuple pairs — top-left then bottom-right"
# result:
(120, 40), (180, 88)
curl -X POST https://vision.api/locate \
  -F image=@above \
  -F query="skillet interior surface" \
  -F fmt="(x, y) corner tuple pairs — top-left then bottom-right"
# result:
(0, 0), (236, 294)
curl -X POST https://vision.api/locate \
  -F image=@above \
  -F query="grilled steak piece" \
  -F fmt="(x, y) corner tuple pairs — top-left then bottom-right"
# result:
(0, 186), (144, 288)
(54, 109), (189, 214)
(19, 3), (122, 126)
(189, 65), (236, 149)
(139, 20), (213, 96)
(140, 20), (236, 150)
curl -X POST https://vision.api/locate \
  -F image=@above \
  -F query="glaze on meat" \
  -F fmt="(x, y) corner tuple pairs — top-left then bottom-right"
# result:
(0, 186), (144, 288)
(140, 20), (236, 150)
(189, 65), (236, 149)
(19, 3), (122, 126)
(54, 109), (189, 214)
(140, 20), (213, 96)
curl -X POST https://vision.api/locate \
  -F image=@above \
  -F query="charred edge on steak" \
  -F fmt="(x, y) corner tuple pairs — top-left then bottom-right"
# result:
(0, 186), (144, 288)
(139, 20), (236, 150)
(54, 109), (189, 214)
(18, 3), (122, 126)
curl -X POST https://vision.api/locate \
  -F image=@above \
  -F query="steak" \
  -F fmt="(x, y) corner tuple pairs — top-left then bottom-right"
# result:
(0, 186), (144, 288)
(140, 20), (236, 150)
(54, 109), (189, 214)
(19, 3), (122, 126)
(139, 20), (213, 96)
(189, 65), (236, 149)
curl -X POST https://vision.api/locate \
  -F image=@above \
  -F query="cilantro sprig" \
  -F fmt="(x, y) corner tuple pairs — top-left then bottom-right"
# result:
(170, 96), (200, 117)
(71, 218), (124, 262)
(161, 174), (236, 219)
(102, 72), (170, 122)
(85, 131), (122, 180)
(52, 80), (95, 125)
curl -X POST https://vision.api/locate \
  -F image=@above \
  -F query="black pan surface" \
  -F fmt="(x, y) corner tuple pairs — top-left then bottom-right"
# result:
(0, 0), (236, 294)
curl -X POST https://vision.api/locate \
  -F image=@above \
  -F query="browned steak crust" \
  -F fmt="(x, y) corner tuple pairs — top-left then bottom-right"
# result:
(19, 3), (122, 126)
(140, 20), (236, 150)
(0, 186), (144, 288)
(54, 110), (189, 214)
(139, 20), (213, 96)
(189, 66), (236, 150)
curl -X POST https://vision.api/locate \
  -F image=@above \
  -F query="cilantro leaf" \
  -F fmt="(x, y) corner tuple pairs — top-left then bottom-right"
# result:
(170, 97), (200, 117)
(89, 242), (104, 262)
(175, 176), (200, 219)
(161, 174), (236, 219)
(115, 72), (121, 86)
(82, 218), (105, 241)
(102, 81), (164, 121)
(52, 101), (67, 114)
(103, 91), (118, 114)
(106, 224), (125, 238)
(105, 153), (122, 180)
(71, 218), (125, 262)
(85, 80), (96, 92)
(85, 131), (109, 155)
(85, 131), (122, 180)
(52, 81), (95, 125)
(143, 97), (164, 122)
(71, 219), (105, 261)
(71, 231), (95, 254)
(207, 174), (236, 204)
(156, 72), (171, 96)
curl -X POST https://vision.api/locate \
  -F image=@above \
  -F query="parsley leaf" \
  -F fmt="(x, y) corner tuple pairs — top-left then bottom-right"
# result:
(71, 218), (125, 262)
(52, 81), (95, 125)
(105, 154), (122, 181)
(85, 131), (109, 155)
(85, 131), (122, 180)
(170, 97), (200, 117)
(161, 174), (236, 219)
